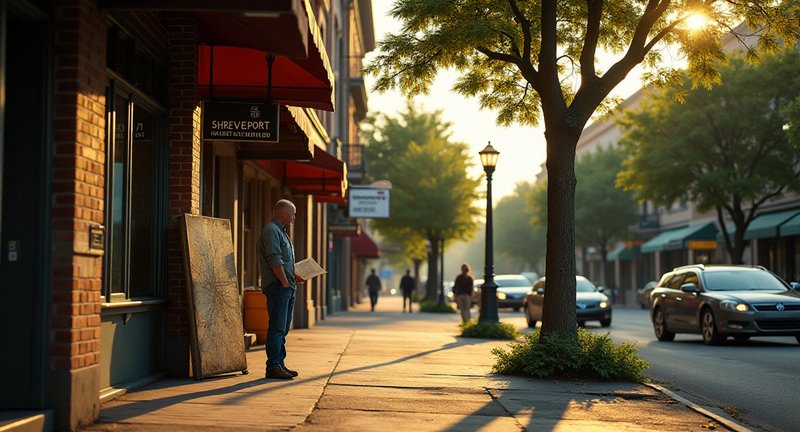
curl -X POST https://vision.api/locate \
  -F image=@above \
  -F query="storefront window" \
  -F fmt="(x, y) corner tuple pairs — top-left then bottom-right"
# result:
(103, 80), (166, 300)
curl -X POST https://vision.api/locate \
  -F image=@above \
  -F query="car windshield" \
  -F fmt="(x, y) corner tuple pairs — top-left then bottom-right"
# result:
(495, 277), (531, 288)
(703, 270), (788, 291)
(576, 279), (597, 293)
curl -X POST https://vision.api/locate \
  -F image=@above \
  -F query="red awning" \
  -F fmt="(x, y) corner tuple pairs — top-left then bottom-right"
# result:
(351, 231), (380, 259)
(198, 45), (333, 111)
(255, 146), (347, 201)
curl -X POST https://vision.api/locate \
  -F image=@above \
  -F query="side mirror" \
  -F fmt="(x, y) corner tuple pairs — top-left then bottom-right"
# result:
(681, 283), (699, 293)
(597, 286), (605, 293)
(790, 282), (800, 291)
(536, 288), (545, 295)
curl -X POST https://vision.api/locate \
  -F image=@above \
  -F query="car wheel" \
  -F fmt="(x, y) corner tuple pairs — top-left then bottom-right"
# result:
(600, 318), (611, 328)
(652, 307), (675, 342)
(701, 308), (726, 345)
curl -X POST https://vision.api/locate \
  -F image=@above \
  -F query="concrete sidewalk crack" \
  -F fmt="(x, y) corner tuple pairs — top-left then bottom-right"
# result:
(484, 386), (528, 432)
(301, 329), (357, 426)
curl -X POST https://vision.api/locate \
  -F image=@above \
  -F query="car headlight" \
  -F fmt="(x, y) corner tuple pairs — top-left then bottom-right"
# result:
(447, 291), (454, 299)
(599, 301), (609, 309)
(720, 300), (750, 312)
(496, 292), (507, 300)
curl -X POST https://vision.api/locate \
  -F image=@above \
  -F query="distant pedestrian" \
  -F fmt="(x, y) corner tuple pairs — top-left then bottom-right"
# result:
(259, 199), (306, 380)
(366, 268), (382, 312)
(453, 264), (474, 323)
(399, 269), (416, 313)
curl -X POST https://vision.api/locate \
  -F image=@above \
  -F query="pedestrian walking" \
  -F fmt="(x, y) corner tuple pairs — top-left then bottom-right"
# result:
(259, 199), (305, 380)
(399, 269), (415, 313)
(366, 268), (382, 311)
(453, 264), (474, 323)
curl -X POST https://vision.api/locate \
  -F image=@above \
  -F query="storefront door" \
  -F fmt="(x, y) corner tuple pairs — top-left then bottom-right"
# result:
(0, 6), (50, 409)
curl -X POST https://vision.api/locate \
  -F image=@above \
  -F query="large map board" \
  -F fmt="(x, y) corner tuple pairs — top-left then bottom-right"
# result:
(181, 214), (247, 379)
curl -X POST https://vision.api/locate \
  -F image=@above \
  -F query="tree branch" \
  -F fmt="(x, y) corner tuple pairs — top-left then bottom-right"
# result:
(507, 0), (532, 61)
(579, 0), (603, 83)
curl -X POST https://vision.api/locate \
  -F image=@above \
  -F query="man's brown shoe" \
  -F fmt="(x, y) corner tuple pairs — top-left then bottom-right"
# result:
(265, 367), (293, 379)
(282, 366), (299, 377)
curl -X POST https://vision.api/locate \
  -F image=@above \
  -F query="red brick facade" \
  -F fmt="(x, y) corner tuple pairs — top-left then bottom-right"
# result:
(50, 0), (106, 428)
(164, 14), (201, 377)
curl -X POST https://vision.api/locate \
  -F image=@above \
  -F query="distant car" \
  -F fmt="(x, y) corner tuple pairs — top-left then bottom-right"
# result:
(524, 276), (612, 328)
(650, 264), (800, 345)
(469, 275), (532, 311)
(636, 281), (658, 309)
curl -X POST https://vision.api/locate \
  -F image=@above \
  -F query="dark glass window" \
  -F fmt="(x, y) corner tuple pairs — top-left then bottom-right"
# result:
(104, 81), (166, 300)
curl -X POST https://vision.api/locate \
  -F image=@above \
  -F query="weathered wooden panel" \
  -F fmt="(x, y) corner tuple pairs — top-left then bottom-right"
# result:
(181, 214), (247, 379)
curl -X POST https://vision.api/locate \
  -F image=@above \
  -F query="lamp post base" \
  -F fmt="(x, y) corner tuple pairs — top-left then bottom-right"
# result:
(478, 281), (499, 323)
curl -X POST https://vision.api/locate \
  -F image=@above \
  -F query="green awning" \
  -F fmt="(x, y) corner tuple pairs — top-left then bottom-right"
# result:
(641, 222), (718, 253)
(607, 246), (636, 261)
(744, 209), (800, 240)
(780, 213), (800, 237)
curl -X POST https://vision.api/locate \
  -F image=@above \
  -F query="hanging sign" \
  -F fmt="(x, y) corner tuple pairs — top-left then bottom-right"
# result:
(349, 187), (390, 218)
(202, 101), (279, 143)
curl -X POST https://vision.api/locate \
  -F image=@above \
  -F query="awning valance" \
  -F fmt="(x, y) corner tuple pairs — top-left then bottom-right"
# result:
(351, 231), (380, 259)
(744, 209), (800, 240)
(641, 222), (718, 254)
(254, 146), (347, 201)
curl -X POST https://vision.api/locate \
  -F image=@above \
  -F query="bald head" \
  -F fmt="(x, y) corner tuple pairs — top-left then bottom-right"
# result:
(273, 199), (297, 226)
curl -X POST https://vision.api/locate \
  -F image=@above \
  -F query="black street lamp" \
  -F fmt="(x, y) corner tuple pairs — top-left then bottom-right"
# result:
(478, 142), (499, 323)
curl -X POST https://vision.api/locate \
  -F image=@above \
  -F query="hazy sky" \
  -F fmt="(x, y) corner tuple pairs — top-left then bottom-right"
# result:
(363, 0), (645, 200)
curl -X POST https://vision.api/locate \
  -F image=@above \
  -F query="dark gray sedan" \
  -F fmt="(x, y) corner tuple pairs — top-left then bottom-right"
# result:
(524, 276), (612, 328)
(650, 264), (800, 345)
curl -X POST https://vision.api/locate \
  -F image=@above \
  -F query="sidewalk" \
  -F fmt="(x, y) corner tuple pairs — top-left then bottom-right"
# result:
(83, 296), (745, 432)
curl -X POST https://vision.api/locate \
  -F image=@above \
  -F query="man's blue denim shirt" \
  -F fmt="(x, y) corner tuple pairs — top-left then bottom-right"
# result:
(259, 219), (296, 290)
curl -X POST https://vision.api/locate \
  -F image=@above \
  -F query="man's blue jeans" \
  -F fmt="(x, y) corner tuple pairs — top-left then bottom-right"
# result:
(264, 284), (295, 369)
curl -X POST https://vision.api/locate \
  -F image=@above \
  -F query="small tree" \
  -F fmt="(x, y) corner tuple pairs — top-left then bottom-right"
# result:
(575, 146), (638, 289)
(494, 182), (545, 272)
(617, 50), (800, 264)
(367, 0), (799, 338)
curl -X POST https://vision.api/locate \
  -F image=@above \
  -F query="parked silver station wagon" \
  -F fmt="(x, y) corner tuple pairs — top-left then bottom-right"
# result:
(650, 264), (800, 345)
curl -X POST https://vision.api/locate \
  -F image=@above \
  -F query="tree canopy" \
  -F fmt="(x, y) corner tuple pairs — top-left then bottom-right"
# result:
(617, 49), (800, 264)
(367, 0), (800, 337)
(363, 103), (482, 299)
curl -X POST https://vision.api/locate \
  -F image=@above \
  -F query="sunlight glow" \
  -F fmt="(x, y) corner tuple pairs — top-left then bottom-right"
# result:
(684, 13), (709, 31)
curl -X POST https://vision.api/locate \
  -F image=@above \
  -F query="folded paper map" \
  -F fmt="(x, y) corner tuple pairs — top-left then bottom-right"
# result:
(295, 257), (327, 280)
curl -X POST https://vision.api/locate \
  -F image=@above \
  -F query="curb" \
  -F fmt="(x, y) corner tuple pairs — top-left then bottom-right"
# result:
(646, 383), (755, 432)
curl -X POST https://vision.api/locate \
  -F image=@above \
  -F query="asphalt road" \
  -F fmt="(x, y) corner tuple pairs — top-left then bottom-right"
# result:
(499, 306), (800, 432)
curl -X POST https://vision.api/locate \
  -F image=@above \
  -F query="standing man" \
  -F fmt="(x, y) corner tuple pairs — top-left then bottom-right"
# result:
(399, 269), (415, 313)
(259, 199), (305, 380)
(365, 268), (382, 312)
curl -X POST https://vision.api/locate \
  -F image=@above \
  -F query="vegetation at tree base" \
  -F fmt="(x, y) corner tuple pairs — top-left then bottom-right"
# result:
(418, 299), (456, 313)
(459, 319), (520, 340)
(367, 0), (799, 339)
(575, 147), (639, 288)
(492, 328), (649, 383)
(494, 182), (545, 272)
(363, 102), (481, 300)
(617, 49), (800, 264)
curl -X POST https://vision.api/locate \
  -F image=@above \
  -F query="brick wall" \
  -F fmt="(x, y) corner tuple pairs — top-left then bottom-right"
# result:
(164, 14), (201, 377)
(51, 0), (106, 428)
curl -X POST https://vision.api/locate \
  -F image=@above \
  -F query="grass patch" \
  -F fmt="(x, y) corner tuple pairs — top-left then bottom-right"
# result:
(492, 328), (649, 383)
(418, 299), (456, 313)
(459, 319), (520, 340)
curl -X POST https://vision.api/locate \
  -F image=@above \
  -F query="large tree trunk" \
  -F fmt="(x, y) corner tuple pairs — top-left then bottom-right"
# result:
(716, 206), (748, 264)
(541, 126), (581, 338)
